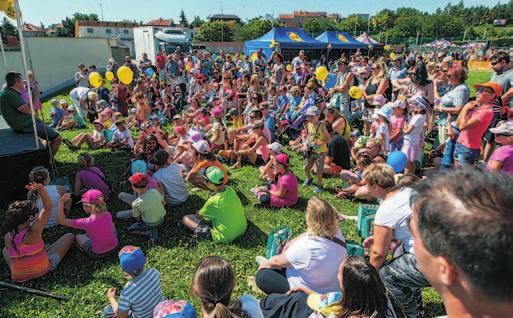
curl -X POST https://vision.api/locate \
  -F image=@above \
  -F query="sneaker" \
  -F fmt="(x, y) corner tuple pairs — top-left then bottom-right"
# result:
(313, 186), (322, 194)
(250, 187), (259, 197)
(63, 138), (80, 151)
(302, 178), (312, 186)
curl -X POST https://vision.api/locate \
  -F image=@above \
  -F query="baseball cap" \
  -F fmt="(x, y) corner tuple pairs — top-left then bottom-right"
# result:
(490, 120), (513, 136)
(408, 94), (430, 110)
(80, 189), (104, 204)
(306, 106), (321, 117)
(50, 99), (58, 106)
(153, 300), (198, 318)
(193, 140), (210, 155)
(130, 173), (148, 188)
(307, 292), (343, 317)
(275, 153), (289, 167)
(266, 142), (283, 153)
(473, 81), (503, 98)
(118, 246), (146, 275)
(203, 166), (225, 185)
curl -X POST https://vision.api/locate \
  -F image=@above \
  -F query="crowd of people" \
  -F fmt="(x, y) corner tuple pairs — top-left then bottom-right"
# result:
(1, 45), (513, 318)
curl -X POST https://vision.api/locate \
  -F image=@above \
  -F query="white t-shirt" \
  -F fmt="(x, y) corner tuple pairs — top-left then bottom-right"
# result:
(403, 114), (425, 145)
(113, 129), (134, 147)
(285, 228), (347, 294)
(376, 123), (390, 153)
(240, 294), (264, 318)
(152, 164), (188, 205)
(374, 187), (415, 253)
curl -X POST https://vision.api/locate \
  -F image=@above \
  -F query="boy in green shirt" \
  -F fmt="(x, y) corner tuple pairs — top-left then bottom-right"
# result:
(183, 166), (247, 243)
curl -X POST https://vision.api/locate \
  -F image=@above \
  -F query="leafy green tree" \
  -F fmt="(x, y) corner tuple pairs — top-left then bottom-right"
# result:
(57, 12), (98, 37)
(233, 19), (283, 42)
(338, 15), (366, 33)
(179, 9), (189, 27)
(302, 17), (338, 37)
(370, 9), (395, 32)
(190, 16), (205, 28)
(195, 20), (235, 42)
(0, 17), (17, 43)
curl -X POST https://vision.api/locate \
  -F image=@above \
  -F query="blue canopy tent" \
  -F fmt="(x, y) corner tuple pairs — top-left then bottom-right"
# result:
(244, 27), (326, 61)
(316, 31), (368, 49)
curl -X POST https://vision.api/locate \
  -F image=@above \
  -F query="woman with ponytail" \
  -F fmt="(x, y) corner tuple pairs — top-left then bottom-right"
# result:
(192, 256), (263, 318)
(2, 183), (74, 282)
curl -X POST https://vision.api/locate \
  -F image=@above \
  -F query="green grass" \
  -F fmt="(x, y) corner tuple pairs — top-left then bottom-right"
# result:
(0, 86), (452, 317)
(467, 70), (493, 96)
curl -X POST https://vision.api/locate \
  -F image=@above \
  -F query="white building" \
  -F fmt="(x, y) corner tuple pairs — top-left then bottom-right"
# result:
(75, 20), (138, 57)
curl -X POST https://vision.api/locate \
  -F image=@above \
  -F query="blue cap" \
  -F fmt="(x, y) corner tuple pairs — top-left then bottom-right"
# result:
(119, 246), (145, 274)
(153, 300), (197, 318)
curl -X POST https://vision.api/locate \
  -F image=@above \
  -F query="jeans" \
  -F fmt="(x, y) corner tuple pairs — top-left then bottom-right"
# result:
(454, 142), (480, 166)
(103, 305), (133, 318)
(389, 140), (403, 153)
(256, 268), (290, 295)
(380, 246), (430, 318)
(440, 137), (456, 169)
(129, 219), (163, 241)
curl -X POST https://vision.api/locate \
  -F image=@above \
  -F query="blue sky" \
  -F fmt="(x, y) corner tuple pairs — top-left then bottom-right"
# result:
(18, 0), (509, 25)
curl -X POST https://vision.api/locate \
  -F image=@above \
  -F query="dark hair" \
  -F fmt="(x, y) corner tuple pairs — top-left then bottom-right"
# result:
(339, 256), (389, 318)
(413, 64), (430, 87)
(490, 51), (510, 64)
(412, 169), (513, 301)
(193, 256), (248, 318)
(27, 166), (49, 201)
(250, 109), (263, 119)
(5, 200), (37, 254)
(5, 71), (22, 87)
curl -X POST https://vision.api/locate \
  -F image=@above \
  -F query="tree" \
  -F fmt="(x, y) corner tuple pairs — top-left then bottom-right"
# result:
(195, 20), (235, 42)
(339, 15), (366, 34)
(190, 16), (205, 28)
(0, 17), (17, 43)
(232, 19), (280, 42)
(370, 9), (395, 33)
(57, 12), (98, 37)
(179, 9), (189, 27)
(302, 17), (338, 37)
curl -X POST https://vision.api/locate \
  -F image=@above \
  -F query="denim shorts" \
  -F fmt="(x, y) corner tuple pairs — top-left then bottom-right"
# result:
(48, 253), (61, 271)
(22, 119), (60, 142)
(454, 142), (480, 166)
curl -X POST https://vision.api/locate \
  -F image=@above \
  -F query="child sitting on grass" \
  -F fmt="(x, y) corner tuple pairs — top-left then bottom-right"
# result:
(3, 183), (74, 282)
(104, 246), (165, 318)
(57, 190), (118, 258)
(107, 119), (134, 152)
(183, 167), (247, 243)
(28, 166), (69, 228)
(64, 120), (108, 150)
(117, 173), (166, 242)
(74, 153), (111, 201)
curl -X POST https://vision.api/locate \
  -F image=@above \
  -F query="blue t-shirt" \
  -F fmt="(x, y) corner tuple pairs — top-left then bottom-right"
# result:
(118, 268), (165, 318)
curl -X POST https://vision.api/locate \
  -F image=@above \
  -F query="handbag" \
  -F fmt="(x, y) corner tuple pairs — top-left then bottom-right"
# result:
(266, 226), (292, 259)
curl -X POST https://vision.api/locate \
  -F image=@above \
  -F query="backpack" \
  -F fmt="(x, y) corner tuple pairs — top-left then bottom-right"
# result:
(266, 226), (292, 259)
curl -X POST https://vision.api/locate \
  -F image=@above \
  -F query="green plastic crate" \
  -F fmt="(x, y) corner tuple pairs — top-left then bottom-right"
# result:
(346, 241), (365, 256)
(356, 203), (378, 238)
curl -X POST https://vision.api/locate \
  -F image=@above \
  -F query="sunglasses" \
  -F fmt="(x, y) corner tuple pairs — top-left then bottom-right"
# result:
(476, 87), (494, 94)
(441, 69), (448, 72)
(372, 67), (379, 70)
(490, 60), (501, 66)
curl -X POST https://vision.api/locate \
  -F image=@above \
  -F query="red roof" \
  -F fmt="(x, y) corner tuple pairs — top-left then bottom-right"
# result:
(144, 18), (174, 27)
(21, 23), (44, 32)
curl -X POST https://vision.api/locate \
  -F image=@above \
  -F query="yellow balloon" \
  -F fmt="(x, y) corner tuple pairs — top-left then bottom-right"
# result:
(105, 71), (114, 81)
(250, 51), (258, 63)
(0, 0), (9, 11)
(348, 86), (363, 99)
(390, 52), (396, 59)
(384, 45), (391, 51)
(117, 66), (133, 85)
(286, 64), (292, 72)
(185, 64), (191, 73)
(315, 66), (329, 81)
(88, 72), (102, 88)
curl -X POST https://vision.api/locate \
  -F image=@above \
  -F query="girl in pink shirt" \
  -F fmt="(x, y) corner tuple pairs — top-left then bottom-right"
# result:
(57, 190), (118, 258)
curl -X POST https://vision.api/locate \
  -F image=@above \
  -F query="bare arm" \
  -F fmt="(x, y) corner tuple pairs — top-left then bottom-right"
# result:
(369, 225), (394, 269)
(56, 193), (73, 228)
(26, 184), (51, 236)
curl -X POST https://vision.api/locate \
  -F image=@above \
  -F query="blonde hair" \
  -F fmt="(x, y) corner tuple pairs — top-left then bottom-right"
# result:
(83, 199), (107, 214)
(371, 61), (388, 83)
(362, 163), (396, 190)
(306, 197), (338, 237)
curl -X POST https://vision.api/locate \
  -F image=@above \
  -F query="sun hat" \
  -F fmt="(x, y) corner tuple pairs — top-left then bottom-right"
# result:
(275, 153), (290, 167)
(374, 107), (392, 122)
(408, 94), (430, 110)
(266, 142), (283, 153)
(152, 300), (198, 318)
(79, 189), (104, 204)
(92, 120), (105, 128)
(306, 106), (321, 117)
(307, 292), (343, 317)
(210, 106), (224, 118)
(390, 100), (407, 109)
(60, 99), (68, 105)
(173, 114), (182, 120)
(118, 246), (145, 275)
(203, 166), (225, 185)
(490, 120), (513, 136)
(473, 81), (503, 98)
(370, 95), (386, 107)
(130, 173), (148, 188)
(193, 140), (210, 155)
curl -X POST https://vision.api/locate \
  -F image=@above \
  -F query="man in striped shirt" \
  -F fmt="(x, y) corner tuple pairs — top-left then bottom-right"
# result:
(104, 246), (165, 318)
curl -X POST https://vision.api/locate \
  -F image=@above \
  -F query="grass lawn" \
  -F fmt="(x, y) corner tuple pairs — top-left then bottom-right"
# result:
(467, 70), (492, 96)
(4, 69), (494, 317)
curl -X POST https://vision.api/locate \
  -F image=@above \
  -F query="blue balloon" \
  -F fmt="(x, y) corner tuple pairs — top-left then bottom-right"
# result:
(211, 54), (218, 61)
(325, 73), (337, 89)
(386, 151), (408, 173)
(146, 68), (154, 77)
(131, 160), (147, 175)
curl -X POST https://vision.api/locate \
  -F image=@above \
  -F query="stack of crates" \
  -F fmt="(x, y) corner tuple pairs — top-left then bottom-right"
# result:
(356, 203), (379, 239)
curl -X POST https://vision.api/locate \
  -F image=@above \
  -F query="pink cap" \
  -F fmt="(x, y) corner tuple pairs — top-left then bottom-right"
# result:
(80, 189), (104, 204)
(275, 153), (289, 167)
(211, 106), (223, 118)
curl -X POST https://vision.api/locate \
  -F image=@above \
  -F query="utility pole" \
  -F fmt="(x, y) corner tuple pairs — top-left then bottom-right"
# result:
(99, 2), (104, 20)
